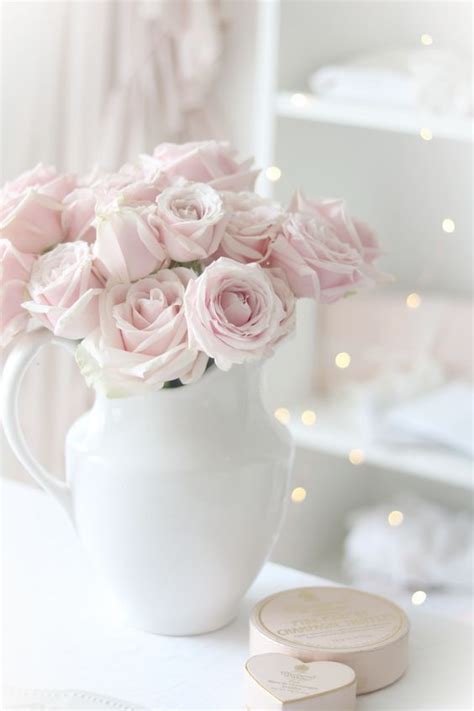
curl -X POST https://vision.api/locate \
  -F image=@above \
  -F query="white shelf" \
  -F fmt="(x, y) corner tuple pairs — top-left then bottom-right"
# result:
(276, 91), (474, 143)
(285, 397), (473, 490)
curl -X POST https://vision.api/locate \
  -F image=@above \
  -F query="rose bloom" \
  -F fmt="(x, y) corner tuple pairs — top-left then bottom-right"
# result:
(0, 164), (75, 253)
(184, 257), (285, 371)
(76, 269), (208, 397)
(151, 141), (258, 191)
(295, 193), (382, 264)
(22, 241), (104, 339)
(210, 191), (282, 264)
(0, 240), (36, 346)
(93, 205), (169, 283)
(95, 161), (168, 209)
(62, 186), (97, 243)
(266, 268), (296, 343)
(63, 162), (169, 245)
(270, 192), (384, 302)
(151, 182), (228, 262)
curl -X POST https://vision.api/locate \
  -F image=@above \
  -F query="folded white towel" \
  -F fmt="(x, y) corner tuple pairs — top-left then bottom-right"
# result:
(378, 381), (474, 457)
(309, 49), (472, 116)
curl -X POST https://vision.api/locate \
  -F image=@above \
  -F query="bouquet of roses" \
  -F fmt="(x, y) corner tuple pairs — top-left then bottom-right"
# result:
(0, 141), (384, 396)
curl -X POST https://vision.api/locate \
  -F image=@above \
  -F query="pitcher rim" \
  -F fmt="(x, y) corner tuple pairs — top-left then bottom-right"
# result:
(94, 359), (262, 403)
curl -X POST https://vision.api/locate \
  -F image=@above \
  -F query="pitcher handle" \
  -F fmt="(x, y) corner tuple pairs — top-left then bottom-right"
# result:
(1, 328), (76, 519)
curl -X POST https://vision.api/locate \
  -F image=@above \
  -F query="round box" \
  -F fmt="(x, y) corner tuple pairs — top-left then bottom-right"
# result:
(249, 587), (409, 694)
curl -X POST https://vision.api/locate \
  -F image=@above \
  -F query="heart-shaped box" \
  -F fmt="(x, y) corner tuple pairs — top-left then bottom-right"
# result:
(249, 587), (409, 694)
(245, 653), (357, 710)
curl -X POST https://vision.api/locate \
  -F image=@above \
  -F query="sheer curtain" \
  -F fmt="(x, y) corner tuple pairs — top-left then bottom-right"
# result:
(1, 0), (227, 483)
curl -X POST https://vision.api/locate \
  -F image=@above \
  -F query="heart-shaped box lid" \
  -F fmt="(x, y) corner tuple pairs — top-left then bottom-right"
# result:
(245, 653), (356, 708)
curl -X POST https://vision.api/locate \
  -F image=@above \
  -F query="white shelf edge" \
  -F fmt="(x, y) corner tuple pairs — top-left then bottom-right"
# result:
(283, 397), (473, 491)
(276, 91), (474, 143)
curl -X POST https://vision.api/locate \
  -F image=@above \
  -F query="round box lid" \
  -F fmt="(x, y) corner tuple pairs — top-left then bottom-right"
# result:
(249, 587), (409, 694)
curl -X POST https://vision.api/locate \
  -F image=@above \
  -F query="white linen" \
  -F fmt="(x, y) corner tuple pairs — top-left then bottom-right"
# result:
(344, 494), (474, 592)
(309, 49), (472, 115)
(2, 688), (144, 710)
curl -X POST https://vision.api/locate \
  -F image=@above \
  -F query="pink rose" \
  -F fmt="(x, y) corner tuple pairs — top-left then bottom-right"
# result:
(95, 162), (167, 210)
(184, 257), (284, 370)
(210, 191), (282, 264)
(266, 268), (296, 343)
(62, 163), (168, 244)
(62, 163), (167, 245)
(93, 205), (169, 283)
(151, 182), (228, 262)
(0, 164), (75, 253)
(62, 187), (97, 243)
(76, 269), (208, 396)
(22, 241), (104, 339)
(152, 141), (258, 191)
(270, 193), (384, 302)
(294, 193), (382, 264)
(0, 240), (35, 346)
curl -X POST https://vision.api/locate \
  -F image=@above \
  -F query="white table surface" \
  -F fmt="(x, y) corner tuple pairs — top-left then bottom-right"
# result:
(1, 478), (472, 710)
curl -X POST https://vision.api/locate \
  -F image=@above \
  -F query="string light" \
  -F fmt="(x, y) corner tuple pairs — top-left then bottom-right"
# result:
(388, 510), (404, 527)
(442, 218), (456, 234)
(406, 292), (421, 309)
(335, 352), (351, 369)
(274, 407), (290, 424)
(301, 409), (317, 425)
(420, 127), (433, 141)
(291, 487), (307, 503)
(420, 33), (433, 46)
(265, 166), (282, 182)
(411, 590), (427, 605)
(291, 93), (308, 108)
(348, 448), (365, 465)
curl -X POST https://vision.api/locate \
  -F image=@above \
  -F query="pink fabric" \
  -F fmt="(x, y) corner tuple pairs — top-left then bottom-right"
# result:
(316, 292), (473, 391)
(98, 1), (225, 167)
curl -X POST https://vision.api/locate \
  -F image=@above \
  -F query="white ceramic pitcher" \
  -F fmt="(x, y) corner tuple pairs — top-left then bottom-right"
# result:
(2, 328), (293, 635)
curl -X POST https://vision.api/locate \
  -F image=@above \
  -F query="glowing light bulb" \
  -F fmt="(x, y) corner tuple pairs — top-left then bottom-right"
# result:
(291, 93), (308, 108)
(335, 352), (351, 369)
(301, 410), (317, 426)
(411, 590), (427, 605)
(388, 510), (404, 527)
(265, 166), (282, 182)
(420, 127), (433, 141)
(274, 407), (290, 424)
(442, 218), (455, 234)
(420, 33), (433, 46)
(406, 293), (421, 309)
(291, 487), (307, 503)
(348, 448), (365, 465)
